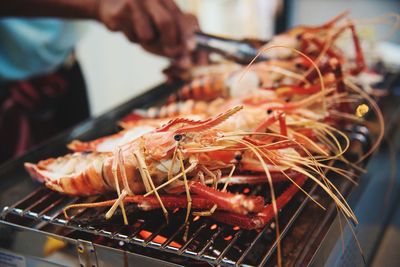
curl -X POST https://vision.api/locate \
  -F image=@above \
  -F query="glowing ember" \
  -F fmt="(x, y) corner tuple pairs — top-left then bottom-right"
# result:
(224, 235), (233, 241)
(139, 230), (182, 248)
(210, 224), (217, 230)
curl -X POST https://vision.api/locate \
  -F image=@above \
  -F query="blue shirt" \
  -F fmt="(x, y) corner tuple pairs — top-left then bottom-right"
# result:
(0, 18), (83, 83)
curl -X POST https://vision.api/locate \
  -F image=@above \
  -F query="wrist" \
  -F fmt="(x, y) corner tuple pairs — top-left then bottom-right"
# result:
(0, 0), (101, 19)
(89, 0), (101, 20)
(71, 0), (100, 19)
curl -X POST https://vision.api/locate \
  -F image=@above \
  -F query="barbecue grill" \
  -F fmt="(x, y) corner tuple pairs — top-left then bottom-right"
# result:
(1, 71), (400, 267)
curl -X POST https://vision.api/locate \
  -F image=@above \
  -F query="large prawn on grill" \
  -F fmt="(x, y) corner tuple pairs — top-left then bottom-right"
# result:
(25, 105), (357, 230)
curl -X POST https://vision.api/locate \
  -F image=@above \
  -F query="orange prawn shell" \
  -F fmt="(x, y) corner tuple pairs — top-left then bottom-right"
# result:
(99, 134), (177, 194)
(142, 132), (176, 160)
(24, 153), (112, 196)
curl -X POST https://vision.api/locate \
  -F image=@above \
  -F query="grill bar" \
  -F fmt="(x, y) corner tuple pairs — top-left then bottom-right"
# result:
(22, 191), (58, 214)
(216, 230), (242, 264)
(37, 195), (67, 217)
(161, 222), (187, 248)
(198, 226), (223, 257)
(178, 223), (207, 255)
(143, 224), (168, 246)
(1, 187), (45, 218)
(236, 224), (269, 265)
(128, 220), (147, 241)
(48, 197), (79, 222)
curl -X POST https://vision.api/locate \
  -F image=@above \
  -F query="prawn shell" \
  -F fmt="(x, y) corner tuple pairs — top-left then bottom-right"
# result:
(68, 125), (156, 153)
(24, 152), (112, 196)
(68, 139), (103, 152)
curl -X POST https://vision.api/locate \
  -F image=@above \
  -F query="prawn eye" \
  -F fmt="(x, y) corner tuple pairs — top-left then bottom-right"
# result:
(174, 134), (183, 141)
(234, 152), (242, 161)
(267, 109), (272, 114)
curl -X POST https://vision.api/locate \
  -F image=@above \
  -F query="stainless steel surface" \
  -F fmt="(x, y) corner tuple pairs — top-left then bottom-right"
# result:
(0, 220), (183, 267)
(77, 239), (98, 267)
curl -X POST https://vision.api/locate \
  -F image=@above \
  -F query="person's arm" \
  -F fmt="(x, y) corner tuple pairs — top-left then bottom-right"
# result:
(1, 0), (97, 19)
(1, 0), (199, 60)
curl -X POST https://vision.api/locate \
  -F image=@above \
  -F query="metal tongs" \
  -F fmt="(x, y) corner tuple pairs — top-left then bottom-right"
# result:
(195, 32), (269, 64)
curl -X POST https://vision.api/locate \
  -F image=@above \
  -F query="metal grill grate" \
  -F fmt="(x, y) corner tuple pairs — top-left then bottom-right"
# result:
(1, 180), (318, 266)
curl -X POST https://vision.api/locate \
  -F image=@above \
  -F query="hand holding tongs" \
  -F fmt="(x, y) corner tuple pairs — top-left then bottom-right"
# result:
(195, 32), (269, 64)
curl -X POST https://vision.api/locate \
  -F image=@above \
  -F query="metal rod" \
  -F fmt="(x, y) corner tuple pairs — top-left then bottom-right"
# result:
(161, 223), (187, 248)
(216, 230), (242, 264)
(6, 187), (46, 210)
(143, 224), (168, 246)
(197, 226), (223, 258)
(38, 195), (67, 217)
(67, 196), (102, 220)
(22, 191), (57, 215)
(128, 220), (147, 241)
(178, 223), (208, 255)
(236, 226), (269, 265)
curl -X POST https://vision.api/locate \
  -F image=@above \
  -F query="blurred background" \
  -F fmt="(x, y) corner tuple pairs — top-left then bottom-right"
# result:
(76, 0), (400, 116)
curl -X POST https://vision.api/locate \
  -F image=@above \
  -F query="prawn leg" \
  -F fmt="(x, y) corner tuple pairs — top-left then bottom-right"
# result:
(189, 182), (264, 215)
(211, 174), (307, 229)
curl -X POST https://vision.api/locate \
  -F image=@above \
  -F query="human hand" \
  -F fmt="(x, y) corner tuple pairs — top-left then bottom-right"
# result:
(96, 0), (198, 59)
